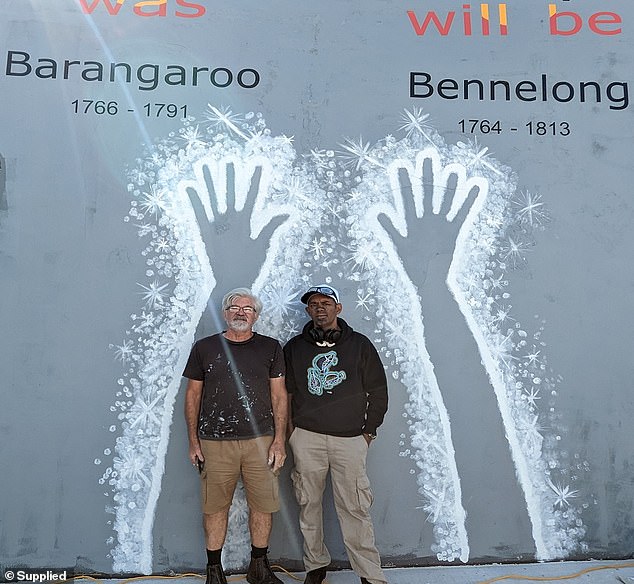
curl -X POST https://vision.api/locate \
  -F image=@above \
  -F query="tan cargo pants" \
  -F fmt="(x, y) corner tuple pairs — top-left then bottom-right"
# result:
(288, 427), (388, 584)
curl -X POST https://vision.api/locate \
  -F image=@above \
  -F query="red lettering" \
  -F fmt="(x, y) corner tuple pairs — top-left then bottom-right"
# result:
(133, 0), (167, 17)
(549, 6), (582, 36)
(407, 10), (456, 36)
(409, 5), (508, 37)
(549, 5), (622, 36)
(77, 0), (205, 17)
(589, 12), (622, 35)
(463, 4), (472, 36)
(176, 0), (205, 18)
(77, 0), (126, 15)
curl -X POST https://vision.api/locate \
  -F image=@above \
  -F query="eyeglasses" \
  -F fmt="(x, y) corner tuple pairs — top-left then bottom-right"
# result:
(225, 305), (257, 314)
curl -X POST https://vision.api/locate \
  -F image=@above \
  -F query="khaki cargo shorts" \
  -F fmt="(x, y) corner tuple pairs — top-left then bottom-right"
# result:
(199, 436), (279, 514)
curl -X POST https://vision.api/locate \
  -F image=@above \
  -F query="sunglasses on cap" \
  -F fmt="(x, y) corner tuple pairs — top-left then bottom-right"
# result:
(300, 285), (340, 304)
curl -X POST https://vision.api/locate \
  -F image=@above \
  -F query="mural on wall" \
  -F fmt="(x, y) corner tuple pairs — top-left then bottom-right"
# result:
(98, 105), (587, 573)
(99, 106), (321, 573)
(345, 116), (584, 561)
(3, 1), (634, 577)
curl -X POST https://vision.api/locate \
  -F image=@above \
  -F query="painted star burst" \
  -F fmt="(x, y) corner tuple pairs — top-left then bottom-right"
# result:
(204, 104), (248, 140)
(512, 190), (550, 228)
(180, 125), (206, 149)
(113, 339), (134, 363)
(137, 280), (170, 309)
(139, 185), (170, 219)
(548, 478), (579, 509)
(499, 236), (533, 268)
(398, 107), (436, 145)
(455, 138), (504, 176)
(339, 137), (383, 170)
(265, 283), (301, 321)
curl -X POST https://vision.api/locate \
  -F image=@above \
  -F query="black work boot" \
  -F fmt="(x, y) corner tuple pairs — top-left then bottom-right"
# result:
(360, 579), (370, 584)
(246, 555), (283, 584)
(304, 567), (327, 584)
(205, 564), (227, 584)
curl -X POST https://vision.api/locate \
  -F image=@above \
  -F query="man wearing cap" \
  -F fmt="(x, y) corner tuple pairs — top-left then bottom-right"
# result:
(284, 285), (389, 584)
(184, 288), (288, 584)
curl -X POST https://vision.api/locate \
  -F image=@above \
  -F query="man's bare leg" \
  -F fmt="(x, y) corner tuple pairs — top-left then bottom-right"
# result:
(249, 509), (272, 547)
(204, 510), (230, 550)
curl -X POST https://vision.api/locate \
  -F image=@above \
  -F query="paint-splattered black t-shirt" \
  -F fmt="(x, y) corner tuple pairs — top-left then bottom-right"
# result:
(183, 332), (285, 440)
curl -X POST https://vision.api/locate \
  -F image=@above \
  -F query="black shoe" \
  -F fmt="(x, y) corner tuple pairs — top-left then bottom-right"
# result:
(360, 579), (370, 584)
(304, 567), (327, 584)
(246, 555), (283, 584)
(205, 564), (227, 584)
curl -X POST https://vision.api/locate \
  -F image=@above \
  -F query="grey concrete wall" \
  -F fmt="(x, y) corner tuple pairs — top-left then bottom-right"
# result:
(1, 0), (633, 576)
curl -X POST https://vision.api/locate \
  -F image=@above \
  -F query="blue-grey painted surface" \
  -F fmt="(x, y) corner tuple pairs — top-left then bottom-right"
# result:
(1, 0), (633, 576)
(101, 561), (634, 584)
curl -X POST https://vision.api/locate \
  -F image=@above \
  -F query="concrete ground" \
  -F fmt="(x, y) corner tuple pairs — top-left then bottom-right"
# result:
(98, 560), (634, 584)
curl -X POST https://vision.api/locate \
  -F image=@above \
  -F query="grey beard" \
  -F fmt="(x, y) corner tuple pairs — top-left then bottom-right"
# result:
(228, 319), (250, 333)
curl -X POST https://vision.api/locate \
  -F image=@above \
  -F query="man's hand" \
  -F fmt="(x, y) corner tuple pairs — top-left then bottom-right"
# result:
(189, 438), (204, 469)
(267, 438), (287, 474)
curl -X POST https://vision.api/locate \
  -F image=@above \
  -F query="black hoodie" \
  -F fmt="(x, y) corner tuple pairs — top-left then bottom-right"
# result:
(284, 318), (388, 437)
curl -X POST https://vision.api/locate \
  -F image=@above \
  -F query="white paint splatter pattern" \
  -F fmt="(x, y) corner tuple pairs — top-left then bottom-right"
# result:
(99, 106), (587, 573)
(100, 108), (321, 573)
(343, 113), (586, 561)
